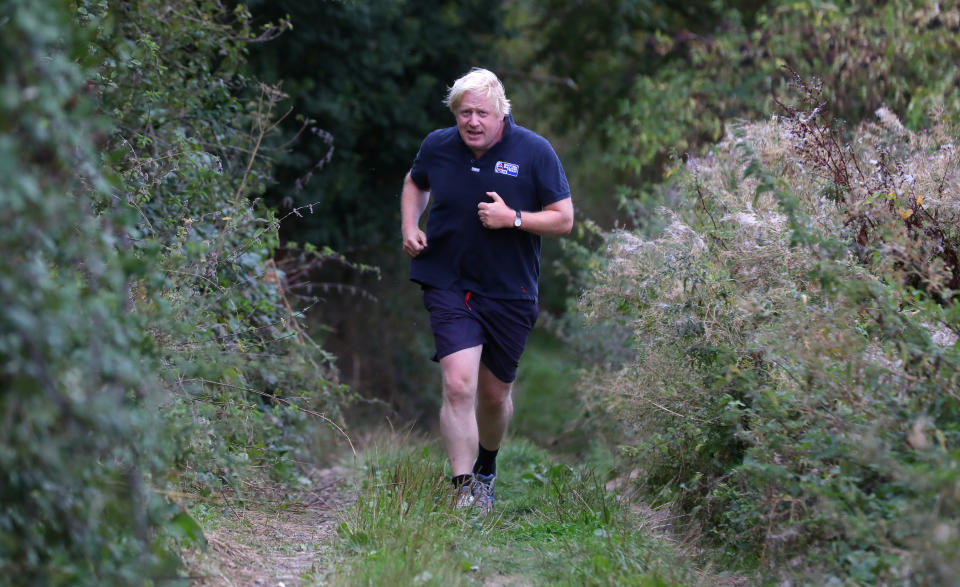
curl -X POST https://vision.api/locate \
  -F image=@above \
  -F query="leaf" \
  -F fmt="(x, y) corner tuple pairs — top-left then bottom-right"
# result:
(897, 208), (913, 219)
(168, 512), (207, 548)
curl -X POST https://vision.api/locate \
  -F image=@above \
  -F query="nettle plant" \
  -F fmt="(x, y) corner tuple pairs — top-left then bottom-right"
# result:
(580, 77), (959, 582)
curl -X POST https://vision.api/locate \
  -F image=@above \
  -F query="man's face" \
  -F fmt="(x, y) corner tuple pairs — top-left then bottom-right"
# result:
(455, 90), (505, 158)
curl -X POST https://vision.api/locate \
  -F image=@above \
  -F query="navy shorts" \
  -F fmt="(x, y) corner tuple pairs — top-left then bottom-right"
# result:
(422, 287), (539, 383)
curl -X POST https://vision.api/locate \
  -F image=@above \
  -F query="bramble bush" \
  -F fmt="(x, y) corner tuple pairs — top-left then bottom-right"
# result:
(1, 1), (349, 583)
(579, 74), (959, 582)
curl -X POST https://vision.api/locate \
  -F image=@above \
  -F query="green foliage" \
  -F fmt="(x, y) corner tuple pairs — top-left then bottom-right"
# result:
(579, 78), (960, 581)
(93, 0), (351, 498)
(503, 1), (960, 233)
(0, 0), (176, 582)
(2, 1), (347, 582)
(606, 0), (960, 226)
(245, 0), (504, 251)
(92, 0), (348, 484)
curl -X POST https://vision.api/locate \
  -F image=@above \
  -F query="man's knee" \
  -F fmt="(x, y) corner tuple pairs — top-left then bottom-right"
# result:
(442, 370), (477, 405)
(478, 381), (512, 410)
(480, 394), (512, 416)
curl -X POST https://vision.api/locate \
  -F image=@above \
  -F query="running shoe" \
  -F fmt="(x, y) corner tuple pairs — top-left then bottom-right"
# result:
(472, 473), (496, 513)
(453, 482), (475, 510)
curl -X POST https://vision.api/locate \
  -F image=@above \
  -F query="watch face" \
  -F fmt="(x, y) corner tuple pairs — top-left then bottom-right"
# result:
(514, 211), (522, 227)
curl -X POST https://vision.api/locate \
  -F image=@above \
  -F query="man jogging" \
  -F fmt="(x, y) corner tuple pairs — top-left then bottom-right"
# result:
(400, 67), (573, 512)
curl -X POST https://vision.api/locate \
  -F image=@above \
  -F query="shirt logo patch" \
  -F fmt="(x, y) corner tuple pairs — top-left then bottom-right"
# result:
(495, 161), (519, 177)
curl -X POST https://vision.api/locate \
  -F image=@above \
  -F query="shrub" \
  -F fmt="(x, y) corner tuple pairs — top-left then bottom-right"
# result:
(0, 1), (176, 582)
(86, 0), (350, 490)
(579, 77), (960, 582)
(1, 1), (348, 583)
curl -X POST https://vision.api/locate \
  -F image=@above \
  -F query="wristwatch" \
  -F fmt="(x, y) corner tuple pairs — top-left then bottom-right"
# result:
(513, 209), (522, 228)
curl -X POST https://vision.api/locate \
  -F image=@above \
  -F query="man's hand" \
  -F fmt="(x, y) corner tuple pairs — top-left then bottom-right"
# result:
(402, 226), (428, 257)
(477, 192), (514, 229)
(400, 172), (430, 257)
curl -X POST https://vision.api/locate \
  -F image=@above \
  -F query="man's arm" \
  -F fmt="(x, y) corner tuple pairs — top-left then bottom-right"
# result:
(477, 192), (574, 236)
(401, 172), (430, 257)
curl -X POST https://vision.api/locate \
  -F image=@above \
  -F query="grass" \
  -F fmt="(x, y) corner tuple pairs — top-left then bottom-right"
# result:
(319, 436), (706, 586)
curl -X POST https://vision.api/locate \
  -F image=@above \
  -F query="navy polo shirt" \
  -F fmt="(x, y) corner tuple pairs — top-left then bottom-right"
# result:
(408, 115), (570, 300)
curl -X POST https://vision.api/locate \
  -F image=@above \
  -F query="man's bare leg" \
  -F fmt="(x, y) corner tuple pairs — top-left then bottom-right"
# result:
(476, 363), (514, 452)
(438, 345), (483, 476)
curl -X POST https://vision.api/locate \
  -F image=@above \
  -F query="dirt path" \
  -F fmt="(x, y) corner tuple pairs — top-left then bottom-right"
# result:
(180, 453), (747, 586)
(183, 466), (350, 586)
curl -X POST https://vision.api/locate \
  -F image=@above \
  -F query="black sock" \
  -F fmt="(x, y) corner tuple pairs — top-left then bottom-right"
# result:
(473, 444), (498, 477)
(452, 474), (473, 488)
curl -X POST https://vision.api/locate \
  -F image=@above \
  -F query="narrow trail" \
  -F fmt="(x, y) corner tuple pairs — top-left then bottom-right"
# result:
(182, 458), (747, 586)
(183, 466), (350, 586)
(180, 424), (748, 586)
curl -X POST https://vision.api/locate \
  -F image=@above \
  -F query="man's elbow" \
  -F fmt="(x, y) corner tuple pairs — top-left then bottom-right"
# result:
(559, 209), (574, 235)
(544, 200), (574, 235)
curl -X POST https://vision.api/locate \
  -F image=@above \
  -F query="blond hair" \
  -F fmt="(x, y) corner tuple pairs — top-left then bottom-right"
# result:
(443, 68), (511, 117)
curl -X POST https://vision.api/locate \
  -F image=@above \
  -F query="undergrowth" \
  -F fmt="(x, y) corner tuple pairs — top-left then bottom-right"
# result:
(578, 72), (960, 583)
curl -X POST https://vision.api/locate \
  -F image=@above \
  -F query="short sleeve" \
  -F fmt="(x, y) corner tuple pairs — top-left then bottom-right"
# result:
(534, 140), (571, 207)
(409, 134), (434, 191)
